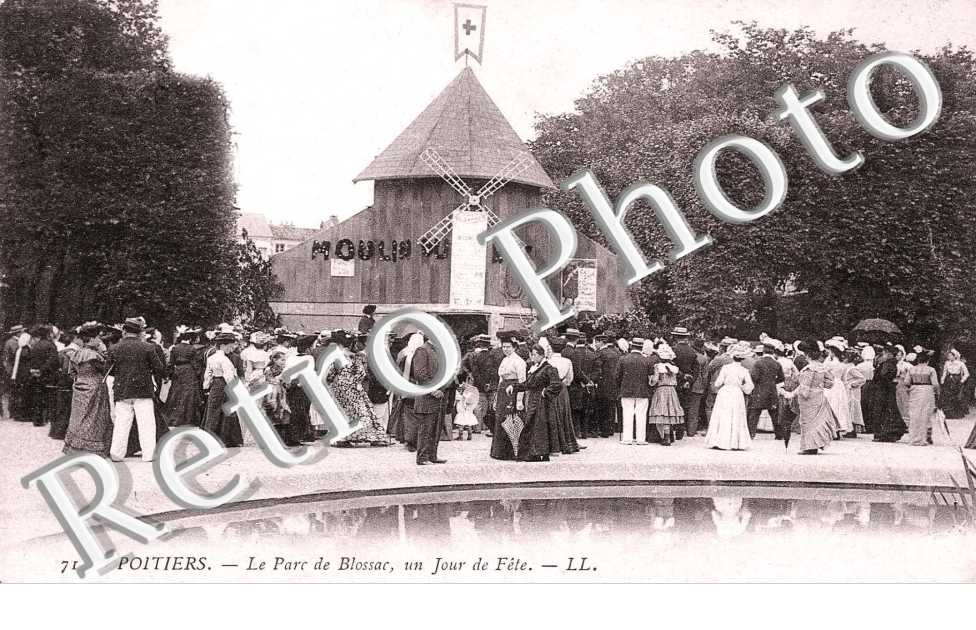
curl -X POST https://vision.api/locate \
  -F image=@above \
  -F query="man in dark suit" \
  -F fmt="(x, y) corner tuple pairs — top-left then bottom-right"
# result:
(108, 316), (166, 462)
(670, 327), (698, 440)
(592, 333), (621, 438)
(460, 334), (493, 434)
(747, 344), (784, 439)
(577, 333), (599, 437)
(614, 337), (655, 444)
(27, 325), (61, 427)
(409, 336), (446, 465)
(562, 328), (592, 439)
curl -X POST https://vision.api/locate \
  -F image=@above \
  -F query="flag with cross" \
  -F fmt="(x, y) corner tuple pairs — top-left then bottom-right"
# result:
(454, 3), (486, 63)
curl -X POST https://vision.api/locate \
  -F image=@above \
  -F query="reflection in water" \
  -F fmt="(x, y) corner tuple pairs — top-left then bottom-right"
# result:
(193, 494), (972, 546)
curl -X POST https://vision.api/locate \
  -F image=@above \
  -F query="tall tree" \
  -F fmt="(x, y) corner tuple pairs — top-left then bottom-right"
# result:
(0, 0), (261, 332)
(530, 23), (976, 346)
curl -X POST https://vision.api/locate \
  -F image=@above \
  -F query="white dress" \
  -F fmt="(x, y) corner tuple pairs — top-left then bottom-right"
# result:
(705, 362), (755, 450)
(823, 357), (853, 433)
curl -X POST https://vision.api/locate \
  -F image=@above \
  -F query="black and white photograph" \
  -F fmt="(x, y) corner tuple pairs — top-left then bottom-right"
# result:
(1, 0), (976, 586)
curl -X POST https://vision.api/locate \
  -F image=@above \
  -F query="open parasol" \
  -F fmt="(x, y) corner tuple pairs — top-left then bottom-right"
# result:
(852, 318), (901, 335)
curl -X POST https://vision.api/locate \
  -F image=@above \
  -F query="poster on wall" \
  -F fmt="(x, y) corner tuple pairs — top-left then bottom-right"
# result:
(560, 258), (597, 312)
(331, 258), (355, 277)
(448, 210), (488, 309)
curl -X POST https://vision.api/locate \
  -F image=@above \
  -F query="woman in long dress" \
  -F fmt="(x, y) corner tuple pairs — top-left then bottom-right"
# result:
(202, 332), (243, 447)
(649, 344), (684, 445)
(783, 339), (838, 454)
(510, 344), (563, 462)
(823, 341), (854, 437)
(283, 335), (316, 446)
(842, 349), (867, 435)
(165, 329), (202, 426)
(490, 333), (527, 460)
(329, 331), (393, 447)
(545, 337), (580, 455)
(874, 345), (908, 442)
(903, 350), (940, 446)
(857, 346), (877, 434)
(63, 326), (113, 457)
(940, 349), (969, 419)
(705, 346), (754, 450)
(895, 346), (912, 424)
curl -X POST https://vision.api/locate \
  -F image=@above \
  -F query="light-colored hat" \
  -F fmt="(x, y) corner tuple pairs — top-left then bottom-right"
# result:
(905, 352), (917, 362)
(720, 337), (738, 346)
(657, 345), (676, 360)
(631, 337), (646, 347)
(123, 316), (146, 331)
(753, 344), (765, 353)
(861, 346), (876, 361)
(670, 326), (690, 337)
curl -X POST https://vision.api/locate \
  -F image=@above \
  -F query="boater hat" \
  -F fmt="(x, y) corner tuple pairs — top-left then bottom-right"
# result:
(122, 316), (146, 332)
(671, 326), (691, 337)
(7, 324), (25, 335)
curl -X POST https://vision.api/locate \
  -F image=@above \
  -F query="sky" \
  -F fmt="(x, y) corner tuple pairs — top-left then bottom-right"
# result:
(157, 0), (976, 227)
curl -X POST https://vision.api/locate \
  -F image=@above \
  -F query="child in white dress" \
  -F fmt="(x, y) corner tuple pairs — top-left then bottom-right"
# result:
(454, 375), (480, 440)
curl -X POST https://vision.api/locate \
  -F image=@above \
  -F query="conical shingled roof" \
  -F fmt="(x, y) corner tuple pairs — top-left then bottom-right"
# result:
(354, 67), (555, 189)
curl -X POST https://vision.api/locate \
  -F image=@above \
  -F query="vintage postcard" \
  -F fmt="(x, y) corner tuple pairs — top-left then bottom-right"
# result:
(1, 0), (975, 584)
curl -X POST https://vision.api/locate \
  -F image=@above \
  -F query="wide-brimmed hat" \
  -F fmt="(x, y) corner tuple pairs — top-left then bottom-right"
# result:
(720, 336), (738, 346)
(564, 328), (581, 339)
(671, 326), (691, 337)
(631, 337), (646, 347)
(7, 324), (25, 335)
(496, 330), (521, 344)
(214, 331), (238, 344)
(123, 316), (146, 332)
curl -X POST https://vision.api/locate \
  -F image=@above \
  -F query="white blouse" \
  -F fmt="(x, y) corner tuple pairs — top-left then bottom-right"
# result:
(498, 353), (527, 383)
(203, 350), (237, 389)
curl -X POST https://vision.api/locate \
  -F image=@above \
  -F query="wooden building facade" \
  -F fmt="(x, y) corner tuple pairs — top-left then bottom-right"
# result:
(270, 68), (629, 336)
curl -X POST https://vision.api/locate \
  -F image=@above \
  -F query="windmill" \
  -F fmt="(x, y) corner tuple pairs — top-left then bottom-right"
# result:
(417, 147), (532, 253)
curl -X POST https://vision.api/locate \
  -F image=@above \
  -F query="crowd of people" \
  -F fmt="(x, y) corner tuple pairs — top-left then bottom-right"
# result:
(2, 309), (976, 467)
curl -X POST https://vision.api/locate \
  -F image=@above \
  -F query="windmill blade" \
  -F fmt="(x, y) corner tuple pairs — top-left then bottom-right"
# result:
(419, 202), (467, 253)
(420, 148), (472, 200)
(476, 154), (534, 200)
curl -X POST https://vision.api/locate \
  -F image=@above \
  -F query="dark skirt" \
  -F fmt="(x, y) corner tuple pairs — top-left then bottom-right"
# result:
(548, 385), (579, 454)
(874, 385), (907, 442)
(284, 383), (311, 446)
(490, 378), (523, 460)
(941, 373), (965, 419)
(518, 391), (556, 461)
(165, 363), (201, 426)
(203, 377), (242, 447)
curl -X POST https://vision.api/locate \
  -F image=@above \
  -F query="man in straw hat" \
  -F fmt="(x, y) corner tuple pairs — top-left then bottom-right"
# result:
(107, 316), (166, 462)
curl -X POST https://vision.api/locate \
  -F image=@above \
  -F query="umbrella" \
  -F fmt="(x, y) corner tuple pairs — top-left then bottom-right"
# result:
(852, 318), (901, 335)
(500, 414), (525, 458)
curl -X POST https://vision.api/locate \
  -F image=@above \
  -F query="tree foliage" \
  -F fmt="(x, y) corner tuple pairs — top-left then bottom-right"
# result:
(0, 0), (274, 332)
(530, 22), (976, 347)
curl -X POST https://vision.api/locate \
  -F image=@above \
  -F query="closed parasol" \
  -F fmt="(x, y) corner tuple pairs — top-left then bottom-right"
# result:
(852, 318), (901, 335)
(500, 414), (525, 458)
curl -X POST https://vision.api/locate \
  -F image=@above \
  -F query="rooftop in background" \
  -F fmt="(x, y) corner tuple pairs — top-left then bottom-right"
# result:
(354, 67), (555, 190)
(237, 213), (320, 242)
